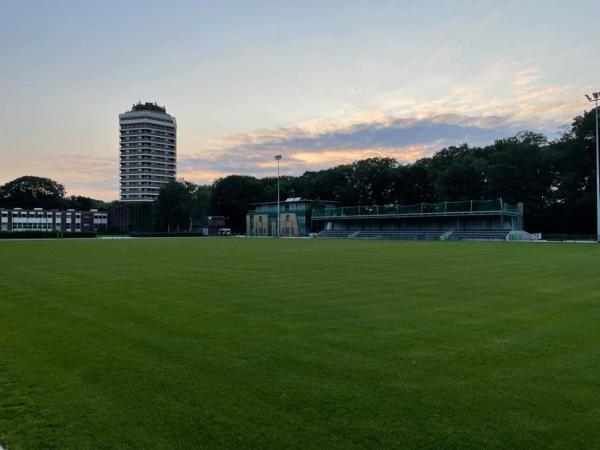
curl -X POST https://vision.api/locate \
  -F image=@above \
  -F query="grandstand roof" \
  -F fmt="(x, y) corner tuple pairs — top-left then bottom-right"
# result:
(312, 199), (521, 221)
(250, 198), (337, 206)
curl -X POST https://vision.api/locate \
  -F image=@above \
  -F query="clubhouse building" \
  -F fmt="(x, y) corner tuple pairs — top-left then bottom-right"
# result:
(246, 198), (336, 237)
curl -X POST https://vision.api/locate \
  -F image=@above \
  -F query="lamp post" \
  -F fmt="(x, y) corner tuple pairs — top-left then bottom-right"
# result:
(274, 154), (282, 238)
(585, 92), (600, 242)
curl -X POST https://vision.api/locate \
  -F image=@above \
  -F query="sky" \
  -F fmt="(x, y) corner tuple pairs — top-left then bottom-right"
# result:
(1, 0), (599, 200)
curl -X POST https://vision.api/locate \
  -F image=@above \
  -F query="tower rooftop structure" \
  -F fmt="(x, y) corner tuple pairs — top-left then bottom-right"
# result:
(131, 102), (167, 114)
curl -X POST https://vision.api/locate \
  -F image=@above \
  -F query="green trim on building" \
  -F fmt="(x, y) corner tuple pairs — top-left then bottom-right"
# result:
(247, 199), (336, 236)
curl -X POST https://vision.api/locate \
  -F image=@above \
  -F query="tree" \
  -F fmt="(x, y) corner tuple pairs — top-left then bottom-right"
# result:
(480, 132), (552, 231)
(190, 185), (212, 222)
(435, 159), (486, 201)
(0, 176), (66, 209)
(210, 175), (265, 232)
(397, 159), (436, 204)
(154, 180), (196, 232)
(544, 111), (598, 233)
(347, 157), (398, 205)
(260, 176), (303, 202)
(298, 165), (356, 205)
(64, 195), (109, 211)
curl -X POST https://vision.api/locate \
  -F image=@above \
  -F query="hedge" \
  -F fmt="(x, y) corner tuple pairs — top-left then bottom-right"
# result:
(0, 231), (97, 239)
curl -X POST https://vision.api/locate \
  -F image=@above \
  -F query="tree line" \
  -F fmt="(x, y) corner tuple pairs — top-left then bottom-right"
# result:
(1, 109), (597, 234)
(0, 176), (110, 212)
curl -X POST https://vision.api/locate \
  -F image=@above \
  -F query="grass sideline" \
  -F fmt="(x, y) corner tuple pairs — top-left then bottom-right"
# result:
(0, 238), (599, 449)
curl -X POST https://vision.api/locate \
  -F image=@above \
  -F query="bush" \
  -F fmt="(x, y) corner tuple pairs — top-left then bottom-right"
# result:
(128, 232), (204, 238)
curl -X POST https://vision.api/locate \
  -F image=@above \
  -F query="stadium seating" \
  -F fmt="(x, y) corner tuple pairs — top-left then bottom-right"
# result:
(316, 230), (354, 238)
(317, 230), (445, 240)
(447, 230), (509, 241)
(312, 199), (525, 242)
(317, 229), (511, 241)
(354, 230), (444, 240)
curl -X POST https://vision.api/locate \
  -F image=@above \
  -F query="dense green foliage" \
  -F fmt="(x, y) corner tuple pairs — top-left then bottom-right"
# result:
(153, 180), (194, 231)
(0, 176), (66, 209)
(63, 195), (110, 212)
(209, 175), (265, 232)
(1, 239), (599, 449)
(0, 231), (96, 239)
(152, 181), (212, 232)
(0, 176), (109, 211)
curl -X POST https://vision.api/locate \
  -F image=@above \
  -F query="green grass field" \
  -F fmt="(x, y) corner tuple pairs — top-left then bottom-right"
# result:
(1, 238), (599, 449)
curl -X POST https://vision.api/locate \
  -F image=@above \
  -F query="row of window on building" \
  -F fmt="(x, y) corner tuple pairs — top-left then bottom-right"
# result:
(0, 208), (107, 233)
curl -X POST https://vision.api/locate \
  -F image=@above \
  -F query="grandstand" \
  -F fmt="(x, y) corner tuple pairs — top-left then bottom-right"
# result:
(312, 199), (531, 241)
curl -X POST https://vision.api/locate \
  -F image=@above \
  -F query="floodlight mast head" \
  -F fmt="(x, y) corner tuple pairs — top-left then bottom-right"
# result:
(274, 154), (282, 161)
(594, 92), (600, 99)
(586, 94), (593, 101)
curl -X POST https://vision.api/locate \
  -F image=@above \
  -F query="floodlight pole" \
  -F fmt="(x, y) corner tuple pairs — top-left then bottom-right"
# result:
(274, 154), (282, 238)
(585, 93), (600, 242)
(596, 99), (599, 243)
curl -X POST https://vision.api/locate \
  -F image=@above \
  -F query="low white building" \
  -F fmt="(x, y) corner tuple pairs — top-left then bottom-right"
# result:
(0, 208), (107, 233)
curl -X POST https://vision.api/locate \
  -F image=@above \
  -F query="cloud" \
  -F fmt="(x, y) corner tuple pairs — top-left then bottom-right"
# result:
(0, 154), (119, 201)
(374, 61), (588, 132)
(179, 113), (531, 184)
(4, 59), (585, 200)
(43, 103), (566, 197)
(178, 60), (590, 186)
